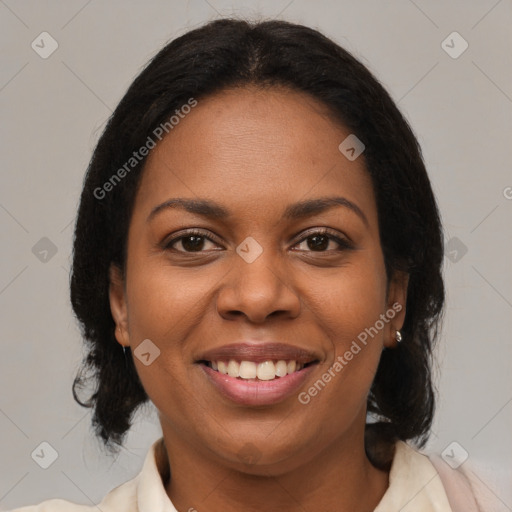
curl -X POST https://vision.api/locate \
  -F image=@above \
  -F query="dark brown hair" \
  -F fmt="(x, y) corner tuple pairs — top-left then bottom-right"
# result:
(71, 18), (444, 470)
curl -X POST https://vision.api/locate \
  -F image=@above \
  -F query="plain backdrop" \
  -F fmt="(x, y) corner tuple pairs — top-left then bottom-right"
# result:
(1, 0), (511, 509)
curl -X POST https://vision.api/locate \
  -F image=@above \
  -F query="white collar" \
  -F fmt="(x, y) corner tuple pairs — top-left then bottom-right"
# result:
(374, 441), (452, 511)
(136, 438), (176, 512)
(127, 438), (452, 512)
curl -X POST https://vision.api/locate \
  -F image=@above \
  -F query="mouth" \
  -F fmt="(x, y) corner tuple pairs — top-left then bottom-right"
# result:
(195, 343), (321, 406)
(199, 359), (317, 381)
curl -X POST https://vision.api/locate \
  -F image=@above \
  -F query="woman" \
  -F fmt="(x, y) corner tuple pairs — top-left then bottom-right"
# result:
(13, 18), (489, 512)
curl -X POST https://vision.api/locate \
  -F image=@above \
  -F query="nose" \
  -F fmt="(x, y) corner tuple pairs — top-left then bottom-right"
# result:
(216, 250), (301, 324)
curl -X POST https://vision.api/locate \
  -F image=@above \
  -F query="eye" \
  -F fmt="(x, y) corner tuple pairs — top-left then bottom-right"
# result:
(163, 228), (352, 254)
(293, 228), (352, 252)
(163, 229), (221, 253)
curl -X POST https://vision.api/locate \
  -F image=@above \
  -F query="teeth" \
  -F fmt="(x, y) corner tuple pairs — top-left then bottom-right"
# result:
(257, 361), (275, 380)
(275, 360), (288, 377)
(217, 361), (228, 375)
(239, 361), (257, 379)
(209, 359), (306, 380)
(227, 360), (239, 378)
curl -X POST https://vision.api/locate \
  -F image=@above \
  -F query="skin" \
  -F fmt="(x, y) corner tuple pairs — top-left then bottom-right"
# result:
(110, 85), (408, 512)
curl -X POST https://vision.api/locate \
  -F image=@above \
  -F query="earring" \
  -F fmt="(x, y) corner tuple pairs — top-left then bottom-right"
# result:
(122, 345), (130, 368)
(395, 330), (402, 343)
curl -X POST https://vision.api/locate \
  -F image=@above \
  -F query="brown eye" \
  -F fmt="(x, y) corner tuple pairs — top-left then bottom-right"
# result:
(164, 230), (221, 253)
(305, 234), (330, 251)
(294, 229), (352, 252)
(179, 235), (207, 252)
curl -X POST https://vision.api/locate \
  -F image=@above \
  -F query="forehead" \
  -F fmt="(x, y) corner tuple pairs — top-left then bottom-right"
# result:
(134, 86), (376, 225)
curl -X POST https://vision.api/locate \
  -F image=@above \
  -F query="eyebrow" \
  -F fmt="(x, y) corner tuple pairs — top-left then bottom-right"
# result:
(147, 196), (368, 226)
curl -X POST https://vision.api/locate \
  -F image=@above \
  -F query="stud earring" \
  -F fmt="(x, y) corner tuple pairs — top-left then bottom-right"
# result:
(395, 330), (402, 343)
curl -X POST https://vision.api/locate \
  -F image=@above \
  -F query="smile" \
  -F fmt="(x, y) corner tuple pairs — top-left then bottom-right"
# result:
(198, 359), (319, 406)
(205, 359), (311, 380)
(196, 342), (321, 406)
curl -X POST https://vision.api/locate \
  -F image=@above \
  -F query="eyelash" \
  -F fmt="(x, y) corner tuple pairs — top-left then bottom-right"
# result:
(163, 228), (353, 254)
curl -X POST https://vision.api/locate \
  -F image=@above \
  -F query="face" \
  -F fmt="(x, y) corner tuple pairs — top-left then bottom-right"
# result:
(110, 86), (407, 475)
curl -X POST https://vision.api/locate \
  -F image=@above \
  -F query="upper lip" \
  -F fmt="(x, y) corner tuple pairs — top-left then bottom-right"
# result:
(196, 342), (320, 364)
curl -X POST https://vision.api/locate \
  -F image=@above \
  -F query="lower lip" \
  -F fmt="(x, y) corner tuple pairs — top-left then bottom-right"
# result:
(199, 363), (317, 406)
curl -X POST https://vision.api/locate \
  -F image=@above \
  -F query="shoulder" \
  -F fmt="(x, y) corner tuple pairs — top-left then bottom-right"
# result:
(425, 445), (507, 512)
(8, 477), (138, 512)
(375, 441), (501, 511)
(7, 440), (161, 512)
(8, 438), (173, 512)
(375, 440), (453, 511)
(8, 500), (89, 512)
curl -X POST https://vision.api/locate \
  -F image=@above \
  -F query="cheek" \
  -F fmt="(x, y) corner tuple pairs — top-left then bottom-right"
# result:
(123, 254), (224, 407)
(311, 255), (388, 344)
(125, 257), (214, 341)
(303, 253), (388, 406)
(124, 265), (199, 420)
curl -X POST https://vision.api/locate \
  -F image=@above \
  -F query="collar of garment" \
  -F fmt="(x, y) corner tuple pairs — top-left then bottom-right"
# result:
(97, 437), (454, 512)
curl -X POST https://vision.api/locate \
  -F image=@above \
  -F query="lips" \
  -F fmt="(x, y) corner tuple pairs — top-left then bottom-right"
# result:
(196, 342), (320, 406)
(197, 342), (319, 365)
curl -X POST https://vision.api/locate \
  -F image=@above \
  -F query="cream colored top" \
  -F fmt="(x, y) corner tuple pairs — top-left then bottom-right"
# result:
(11, 439), (457, 512)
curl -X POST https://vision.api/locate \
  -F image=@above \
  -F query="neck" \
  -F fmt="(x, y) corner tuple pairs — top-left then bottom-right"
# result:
(160, 426), (390, 512)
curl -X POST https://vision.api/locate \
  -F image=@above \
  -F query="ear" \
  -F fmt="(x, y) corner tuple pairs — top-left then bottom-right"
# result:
(383, 270), (409, 349)
(109, 264), (129, 348)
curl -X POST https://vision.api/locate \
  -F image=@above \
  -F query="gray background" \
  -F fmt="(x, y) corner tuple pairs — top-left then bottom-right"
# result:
(1, 0), (511, 509)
